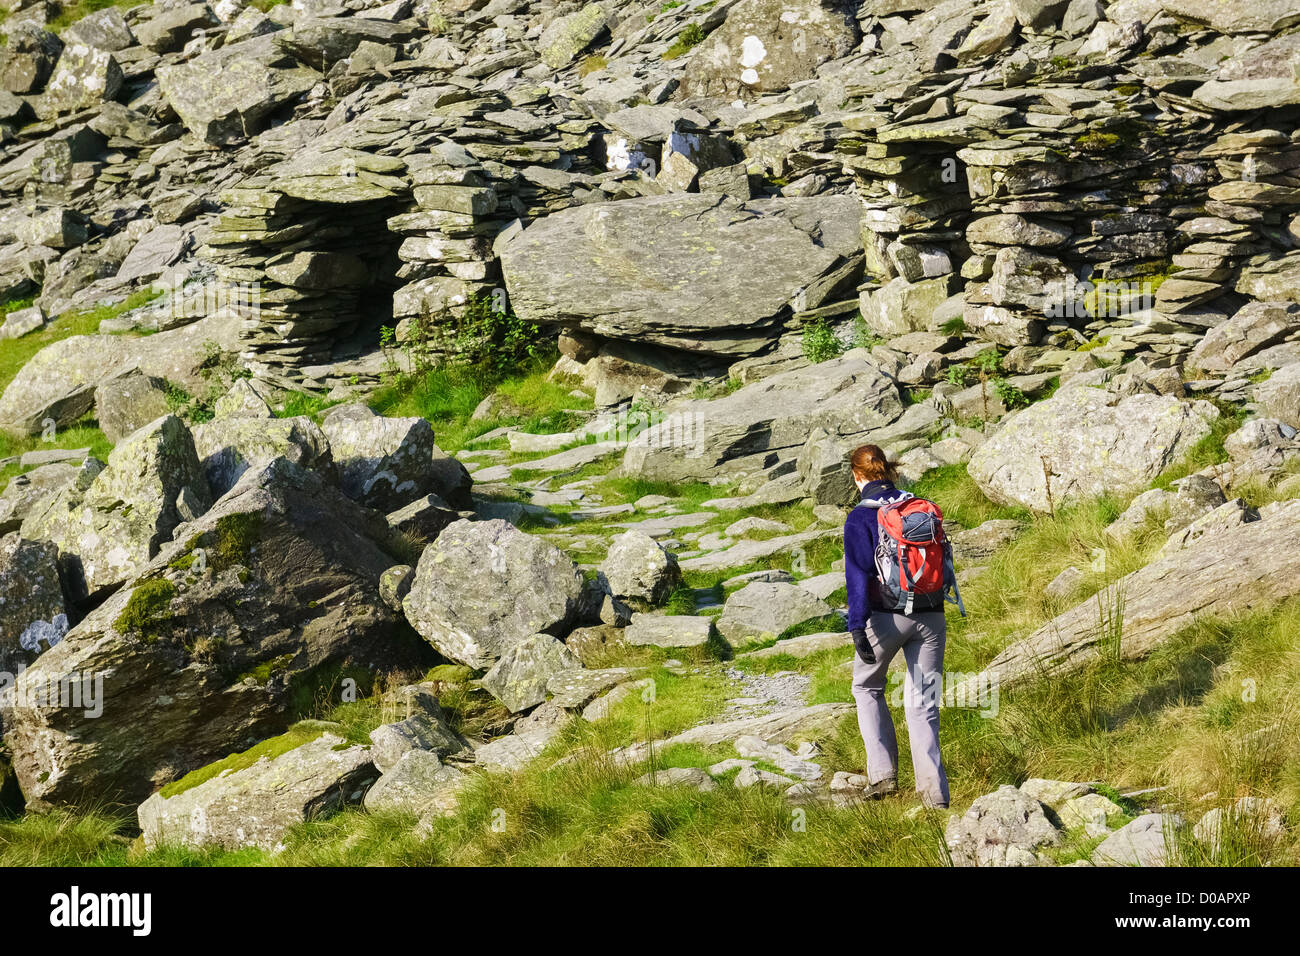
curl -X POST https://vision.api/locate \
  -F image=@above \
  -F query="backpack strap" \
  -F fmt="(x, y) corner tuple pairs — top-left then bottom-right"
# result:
(854, 490), (913, 511)
(947, 575), (966, 617)
(942, 542), (966, 617)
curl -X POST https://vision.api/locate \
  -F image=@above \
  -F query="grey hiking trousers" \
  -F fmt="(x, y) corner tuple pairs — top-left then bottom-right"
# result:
(850, 610), (949, 808)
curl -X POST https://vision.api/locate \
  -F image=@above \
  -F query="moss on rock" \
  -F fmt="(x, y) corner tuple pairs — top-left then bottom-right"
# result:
(113, 578), (178, 642)
(157, 721), (339, 799)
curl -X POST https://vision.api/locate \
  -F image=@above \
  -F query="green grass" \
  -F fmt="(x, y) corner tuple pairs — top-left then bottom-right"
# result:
(273, 391), (339, 421)
(577, 54), (608, 76)
(662, 23), (707, 60)
(560, 665), (732, 753)
(368, 354), (590, 453)
(0, 288), (163, 470)
(1149, 403), (1244, 491)
(663, 584), (698, 616)
(0, 420), (111, 485)
(942, 495), (1161, 664)
(9, 586), (1295, 865)
(595, 476), (724, 509)
(47, 0), (139, 32)
(801, 317), (843, 364)
(0, 301), (108, 396)
(0, 809), (131, 865)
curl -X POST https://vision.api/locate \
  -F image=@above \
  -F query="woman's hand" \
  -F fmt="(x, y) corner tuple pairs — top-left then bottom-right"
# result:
(851, 627), (876, 665)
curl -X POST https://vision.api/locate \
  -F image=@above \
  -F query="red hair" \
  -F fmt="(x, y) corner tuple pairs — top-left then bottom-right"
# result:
(850, 444), (896, 483)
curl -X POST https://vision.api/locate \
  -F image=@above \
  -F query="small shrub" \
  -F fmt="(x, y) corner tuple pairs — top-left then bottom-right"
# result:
(993, 378), (1029, 410)
(663, 23), (706, 59)
(801, 318), (843, 364)
(851, 314), (885, 351)
(941, 316), (966, 337)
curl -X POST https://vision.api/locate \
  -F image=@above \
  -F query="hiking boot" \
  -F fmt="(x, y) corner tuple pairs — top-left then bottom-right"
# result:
(864, 777), (899, 800)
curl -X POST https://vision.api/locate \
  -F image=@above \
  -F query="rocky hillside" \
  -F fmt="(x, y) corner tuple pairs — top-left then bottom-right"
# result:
(0, 0), (1299, 866)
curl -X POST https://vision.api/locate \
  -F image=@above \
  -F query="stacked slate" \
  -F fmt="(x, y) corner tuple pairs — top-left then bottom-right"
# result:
(198, 148), (409, 386)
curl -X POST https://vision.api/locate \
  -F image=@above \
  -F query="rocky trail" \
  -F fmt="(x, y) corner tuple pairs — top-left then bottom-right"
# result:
(0, 0), (1298, 867)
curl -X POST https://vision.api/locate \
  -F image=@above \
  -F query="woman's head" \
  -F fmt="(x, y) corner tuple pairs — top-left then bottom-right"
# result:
(849, 443), (896, 488)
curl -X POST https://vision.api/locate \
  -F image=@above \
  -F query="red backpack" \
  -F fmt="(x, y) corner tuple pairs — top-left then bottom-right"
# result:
(857, 493), (965, 616)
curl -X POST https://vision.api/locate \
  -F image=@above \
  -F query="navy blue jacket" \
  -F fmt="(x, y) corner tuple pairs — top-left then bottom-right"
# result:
(844, 480), (909, 634)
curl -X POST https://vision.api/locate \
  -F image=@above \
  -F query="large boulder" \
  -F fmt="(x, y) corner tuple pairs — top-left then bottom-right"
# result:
(599, 530), (680, 606)
(20, 415), (212, 601)
(796, 403), (944, 505)
(1221, 418), (1300, 485)
(386, 494), (460, 547)
(192, 416), (335, 499)
(715, 582), (834, 647)
(1105, 474), (1226, 542)
(0, 462), (84, 536)
(402, 519), (586, 670)
(2, 458), (420, 809)
(680, 0), (860, 98)
(1012, 0), (1071, 29)
(16, 207), (87, 249)
(971, 498), (1300, 691)
(115, 224), (191, 283)
(0, 305), (46, 340)
(62, 8), (136, 51)
(213, 379), (276, 420)
(36, 42), (123, 117)
(499, 193), (864, 358)
(1193, 797), (1287, 854)
(624, 612), (714, 648)
(133, 3), (218, 54)
(137, 729), (377, 851)
(0, 533), (67, 675)
(1189, 301), (1300, 373)
(950, 519), (1023, 563)
(1237, 252), (1300, 305)
(320, 408), (471, 512)
(156, 35), (320, 145)
(623, 351), (903, 482)
(368, 689), (469, 772)
(968, 388), (1219, 512)
(860, 275), (961, 338)
(945, 785), (1063, 867)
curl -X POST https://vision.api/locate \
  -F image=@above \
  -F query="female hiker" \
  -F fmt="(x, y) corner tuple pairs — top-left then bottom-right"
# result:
(843, 443), (950, 809)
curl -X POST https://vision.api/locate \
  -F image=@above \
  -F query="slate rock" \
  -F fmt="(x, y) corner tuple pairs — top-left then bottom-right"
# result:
(137, 731), (377, 851)
(945, 785), (1063, 867)
(402, 519), (586, 669)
